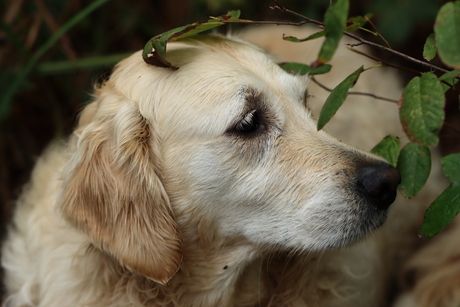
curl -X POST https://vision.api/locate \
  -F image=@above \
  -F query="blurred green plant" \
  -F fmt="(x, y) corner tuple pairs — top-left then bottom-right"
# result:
(366, 0), (441, 46)
(0, 0), (111, 124)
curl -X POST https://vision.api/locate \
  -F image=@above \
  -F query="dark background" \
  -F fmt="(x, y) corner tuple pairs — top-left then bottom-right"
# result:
(1, 0), (458, 299)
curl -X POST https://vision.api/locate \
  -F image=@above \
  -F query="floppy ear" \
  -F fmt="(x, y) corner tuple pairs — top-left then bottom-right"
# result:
(59, 87), (182, 284)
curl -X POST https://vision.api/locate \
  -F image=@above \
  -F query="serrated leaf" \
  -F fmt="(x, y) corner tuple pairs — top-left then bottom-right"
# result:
(283, 31), (325, 43)
(435, 1), (460, 69)
(370, 135), (401, 167)
(397, 143), (431, 199)
(317, 0), (349, 65)
(142, 10), (242, 68)
(399, 73), (445, 146)
(317, 66), (364, 130)
(423, 33), (436, 61)
(441, 153), (460, 182)
(419, 182), (460, 238)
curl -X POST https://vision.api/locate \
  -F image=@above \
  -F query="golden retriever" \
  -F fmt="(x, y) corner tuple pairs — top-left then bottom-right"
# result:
(3, 25), (440, 307)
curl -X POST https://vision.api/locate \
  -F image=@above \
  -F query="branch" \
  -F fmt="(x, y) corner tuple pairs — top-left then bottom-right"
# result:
(311, 76), (399, 103)
(217, 19), (309, 26)
(270, 2), (452, 75)
(364, 15), (391, 49)
(347, 47), (422, 75)
(442, 123), (460, 136)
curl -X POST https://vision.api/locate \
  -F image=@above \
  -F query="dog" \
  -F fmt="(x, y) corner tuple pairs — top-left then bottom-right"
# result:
(2, 26), (420, 307)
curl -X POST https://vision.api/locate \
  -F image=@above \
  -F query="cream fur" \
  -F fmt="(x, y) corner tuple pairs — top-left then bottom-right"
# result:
(1, 26), (445, 307)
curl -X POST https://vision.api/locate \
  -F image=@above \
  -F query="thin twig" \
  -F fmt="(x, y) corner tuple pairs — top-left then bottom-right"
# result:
(270, 2), (324, 27)
(311, 76), (399, 103)
(217, 19), (309, 26)
(269, 3), (452, 75)
(364, 15), (391, 49)
(347, 48), (422, 74)
(443, 123), (460, 135)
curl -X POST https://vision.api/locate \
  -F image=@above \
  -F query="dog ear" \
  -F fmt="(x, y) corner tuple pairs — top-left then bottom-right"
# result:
(59, 87), (182, 284)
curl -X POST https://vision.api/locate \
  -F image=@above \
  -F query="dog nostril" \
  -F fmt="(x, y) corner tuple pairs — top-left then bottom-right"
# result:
(357, 163), (401, 210)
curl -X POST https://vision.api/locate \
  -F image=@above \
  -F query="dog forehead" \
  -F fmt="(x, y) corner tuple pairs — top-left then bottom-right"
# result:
(166, 36), (306, 93)
(110, 36), (308, 140)
(195, 40), (303, 100)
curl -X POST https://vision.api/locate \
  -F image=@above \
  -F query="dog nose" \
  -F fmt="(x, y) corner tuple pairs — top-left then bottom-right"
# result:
(357, 163), (401, 210)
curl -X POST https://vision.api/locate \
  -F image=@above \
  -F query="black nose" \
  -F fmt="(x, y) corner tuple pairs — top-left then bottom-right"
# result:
(356, 163), (401, 210)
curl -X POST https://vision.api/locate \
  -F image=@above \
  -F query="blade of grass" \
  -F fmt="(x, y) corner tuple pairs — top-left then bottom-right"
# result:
(37, 53), (133, 74)
(0, 0), (111, 125)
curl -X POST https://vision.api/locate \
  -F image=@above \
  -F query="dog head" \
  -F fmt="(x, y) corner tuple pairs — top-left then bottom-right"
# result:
(58, 35), (400, 283)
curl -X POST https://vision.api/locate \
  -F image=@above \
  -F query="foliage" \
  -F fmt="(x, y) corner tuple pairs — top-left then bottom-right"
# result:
(370, 136), (400, 168)
(434, 1), (460, 69)
(419, 153), (460, 237)
(399, 72), (445, 147)
(397, 143), (431, 199)
(316, 66), (364, 130)
(143, 10), (242, 69)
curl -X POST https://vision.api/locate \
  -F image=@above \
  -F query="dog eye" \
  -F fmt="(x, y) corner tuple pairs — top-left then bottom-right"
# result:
(233, 110), (262, 135)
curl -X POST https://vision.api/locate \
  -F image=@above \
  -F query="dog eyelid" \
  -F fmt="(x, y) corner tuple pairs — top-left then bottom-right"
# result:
(233, 109), (260, 134)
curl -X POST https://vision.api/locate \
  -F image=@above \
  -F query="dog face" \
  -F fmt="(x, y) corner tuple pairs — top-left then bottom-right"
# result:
(59, 35), (400, 284)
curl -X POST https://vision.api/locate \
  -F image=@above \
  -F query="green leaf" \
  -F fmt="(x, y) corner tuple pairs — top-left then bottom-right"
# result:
(317, 0), (349, 65)
(441, 153), (460, 182)
(419, 182), (460, 238)
(142, 10), (242, 68)
(279, 63), (332, 76)
(399, 73), (445, 147)
(310, 64), (332, 75)
(345, 13), (373, 32)
(435, 1), (460, 69)
(397, 143), (431, 199)
(438, 69), (460, 81)
(370, 135), (401, 167)
(283, 31), (325, 43)
(317, 66), (364, 130)
(279, 63), (312, 75)
(222, 10), (241, 19)
(423, 33), (436, 61)
(439, 70), (460, 92)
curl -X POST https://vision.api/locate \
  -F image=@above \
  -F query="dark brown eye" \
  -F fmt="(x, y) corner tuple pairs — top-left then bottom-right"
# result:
(233, 109), (262, 135)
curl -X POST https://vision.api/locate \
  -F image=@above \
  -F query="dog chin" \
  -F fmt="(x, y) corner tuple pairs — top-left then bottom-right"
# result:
(326, 209), (389, 249)
(299, 207), (389, 251)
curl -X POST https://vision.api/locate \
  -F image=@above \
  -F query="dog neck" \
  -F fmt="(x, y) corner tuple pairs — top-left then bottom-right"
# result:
(162, 237), (331, 307)
(163, 226), (263, 306)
